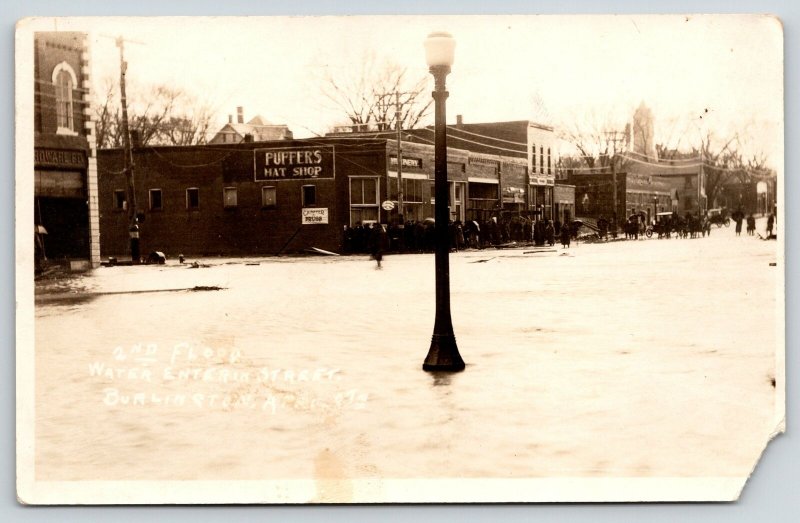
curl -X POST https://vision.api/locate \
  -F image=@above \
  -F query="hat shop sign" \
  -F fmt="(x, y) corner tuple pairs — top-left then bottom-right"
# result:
(253, 146), (335, 182)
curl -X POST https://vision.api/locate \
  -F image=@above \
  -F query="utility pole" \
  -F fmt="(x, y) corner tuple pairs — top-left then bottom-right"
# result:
(395, 91), (404, 225)
(698, 161), (705, 217)
(103, 34), (144, 263)
(611, 157), (618, 221)
(605, 130), (625, 230)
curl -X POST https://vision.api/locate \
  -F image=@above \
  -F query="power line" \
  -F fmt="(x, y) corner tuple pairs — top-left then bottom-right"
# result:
(625, 149), (701, 163)
(413, 127), (527, 155)
(445, 125), (528, 146)
(147, 147), (236, 169)
(618, 154), (702, 169)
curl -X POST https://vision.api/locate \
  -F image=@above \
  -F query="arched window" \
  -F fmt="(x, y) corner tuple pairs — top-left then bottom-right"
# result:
(52, 62), (77, 133)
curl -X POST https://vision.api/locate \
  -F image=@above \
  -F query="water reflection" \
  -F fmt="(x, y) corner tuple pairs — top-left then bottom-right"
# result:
(35, 293), (97, 307)
(429, 371), (453, 387)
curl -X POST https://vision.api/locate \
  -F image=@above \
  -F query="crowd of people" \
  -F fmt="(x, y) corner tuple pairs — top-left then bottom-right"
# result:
(622, 209), (776, 240)
(730, 208), (775, 238)
(342, 215), (580, 254)
(342, 215), (584, 256)
(342, 208), (777, 262)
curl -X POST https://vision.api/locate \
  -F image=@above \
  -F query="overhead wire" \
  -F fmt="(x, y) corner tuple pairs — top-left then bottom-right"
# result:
(444, 125), (529, 146)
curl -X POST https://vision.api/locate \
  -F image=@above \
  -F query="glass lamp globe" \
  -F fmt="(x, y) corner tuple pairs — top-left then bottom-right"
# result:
(424, 31), (455, 67)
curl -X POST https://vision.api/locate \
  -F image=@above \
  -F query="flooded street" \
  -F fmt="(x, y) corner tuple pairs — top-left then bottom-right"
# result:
(34, 220), (781, 489)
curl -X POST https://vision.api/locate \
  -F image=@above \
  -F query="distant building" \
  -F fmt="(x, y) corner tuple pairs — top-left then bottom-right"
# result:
(553, 183), (576, 224)
(208, 106), (293, 144)
(568, 171), (672, 224)
(622, 158), (704, 216)
(34, 31), (100, 270)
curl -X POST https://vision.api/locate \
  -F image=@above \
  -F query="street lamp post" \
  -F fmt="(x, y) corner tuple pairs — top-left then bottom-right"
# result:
(423, 32), (465, 372)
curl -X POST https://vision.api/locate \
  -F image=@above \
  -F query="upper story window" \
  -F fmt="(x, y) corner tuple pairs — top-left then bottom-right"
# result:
(52, 62), (77, 134)
(540, 146), (545, 174)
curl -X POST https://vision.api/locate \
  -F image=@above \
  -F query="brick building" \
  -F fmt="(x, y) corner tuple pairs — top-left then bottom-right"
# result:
(567, 172), (672, 224)
(98, 136), (550, 257)
(329, 118), (559, 220)
(34, 31), (100, 269)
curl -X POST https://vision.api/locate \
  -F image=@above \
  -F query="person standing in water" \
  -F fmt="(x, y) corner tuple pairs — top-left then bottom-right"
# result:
(369, 222), (389, 269)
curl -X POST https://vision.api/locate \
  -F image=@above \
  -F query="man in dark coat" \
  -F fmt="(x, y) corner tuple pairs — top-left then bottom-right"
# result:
(353, 222), (365, 253)
(545, 220), (555, 246)
(733, 209), (744, 236)
(560, 221), (571, 248)
(369, 222), (390, 269)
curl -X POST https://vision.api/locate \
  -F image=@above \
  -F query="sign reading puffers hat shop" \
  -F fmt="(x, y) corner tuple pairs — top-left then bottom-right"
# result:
(254, 145), (335, 182)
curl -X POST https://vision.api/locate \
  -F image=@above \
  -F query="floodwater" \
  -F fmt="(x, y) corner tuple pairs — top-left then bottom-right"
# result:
(33, 219), (781, 484)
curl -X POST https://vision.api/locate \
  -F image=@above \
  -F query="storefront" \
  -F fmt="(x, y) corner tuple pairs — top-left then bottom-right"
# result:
(33, 31), (100, 269)
(34, 147), (91, 260)
(567, 172), (671, 222)
(554, 183), (576, 224)
(529, 178), (555, 220)
(98, 136), (543, 257)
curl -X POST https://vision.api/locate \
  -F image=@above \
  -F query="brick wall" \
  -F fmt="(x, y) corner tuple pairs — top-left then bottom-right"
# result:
(34, 32), (87, 137)
(98, 141), (388, 257)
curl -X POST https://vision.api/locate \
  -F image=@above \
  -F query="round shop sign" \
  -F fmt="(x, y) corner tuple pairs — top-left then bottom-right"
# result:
(381, 200), (395, 211)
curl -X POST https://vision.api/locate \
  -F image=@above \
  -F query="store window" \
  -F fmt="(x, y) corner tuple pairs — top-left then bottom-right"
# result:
(149, 189), (163, 211)
(388, 178), (426, 221)
(113, 190), (126, 210)
(186, 188), (199, 210)
(408, 179), (422, 203)
(261, 186), (276, 208)
(52, 62), (76, 133)
(349, 177), (379, 226)
(302, 185), (317, 207)
(403, 178), (425, 221)
(390, 178), (424, 203)
(223, 187), (238, 208)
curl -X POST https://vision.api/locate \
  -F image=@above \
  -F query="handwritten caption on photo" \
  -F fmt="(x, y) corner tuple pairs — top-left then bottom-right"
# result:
(89, 343), (368, 414)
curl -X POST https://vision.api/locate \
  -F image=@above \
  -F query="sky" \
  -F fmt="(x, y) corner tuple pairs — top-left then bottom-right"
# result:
(30, 14), (783, 169)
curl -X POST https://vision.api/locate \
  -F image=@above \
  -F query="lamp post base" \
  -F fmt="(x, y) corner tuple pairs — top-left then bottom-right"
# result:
(423, 334), (465, 372)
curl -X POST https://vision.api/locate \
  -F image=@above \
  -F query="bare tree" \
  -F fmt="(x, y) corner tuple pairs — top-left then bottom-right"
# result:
(557, 108), (631, 172)
(319, 52), (433, 132)
(555, 155), (587, 179)
(94, 78), (123, 149)
(93, 78), (217, 148)
(696, 132), (773, 208)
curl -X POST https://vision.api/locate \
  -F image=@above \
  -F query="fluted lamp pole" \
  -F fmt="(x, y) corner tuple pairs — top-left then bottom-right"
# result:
(423, 32), (465, 372)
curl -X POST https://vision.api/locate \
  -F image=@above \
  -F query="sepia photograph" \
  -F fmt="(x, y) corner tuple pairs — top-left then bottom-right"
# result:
(16, 14), (784, 504)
